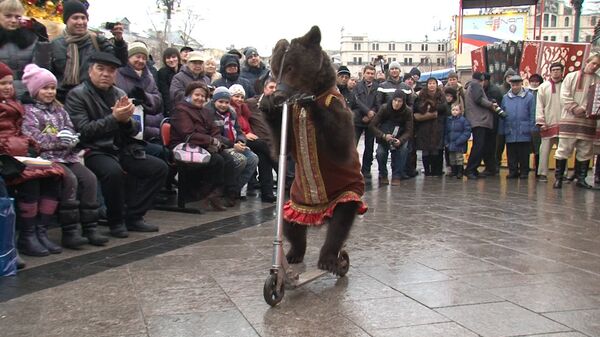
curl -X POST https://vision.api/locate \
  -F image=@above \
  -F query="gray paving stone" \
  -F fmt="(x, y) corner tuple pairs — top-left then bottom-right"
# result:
(545, 309), (600, 337)
(371, 322), (479, 337)
(147, 311), (259, 337)
(436, 302), (571, 337)
(395, 279), (502, 308)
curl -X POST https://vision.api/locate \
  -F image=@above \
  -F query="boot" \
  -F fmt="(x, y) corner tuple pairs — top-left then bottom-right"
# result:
(447, 165), (457, 177)
(575, 160), (593, 189)
(422, 155), (432, 176)
(566, 160), (579, 182)
(59, 201), (88, 249)
(37, 214), (62, 254)
(17, 216), (49, 256)
(16, 252), (25, 270)
(595, 155), (600, 185)
(207, 188), (227, 211)
(456, 165), (464, 179)
(553, 159), (567, 189)
(80, 205), (109, 246)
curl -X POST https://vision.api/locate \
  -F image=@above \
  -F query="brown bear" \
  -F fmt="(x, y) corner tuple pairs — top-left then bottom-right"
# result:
(260, 26), (367, 275)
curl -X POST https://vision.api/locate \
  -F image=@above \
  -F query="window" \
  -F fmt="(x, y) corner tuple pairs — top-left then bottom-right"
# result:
(543, 35), (549, 41)
(405, 43), (412, 51)
(438, 44), (445, 51)
(372, 43), (379, 51)
(353, 43), (361, 51)
(421, 44), (428, 51)
(358, 57), (363, 64)
(389, 43), (395, 51)
(564, 17), (569, 27)
(404, 57), (413, 66)
(353, 57), (358, 64)
(592, 16), (597, 26)
(543, 14), (549, 27)
(551, 15), (557, 27)
(564, 36), (569, 42)
(421, 58), (429, 65)
(586, 35), (592, 43)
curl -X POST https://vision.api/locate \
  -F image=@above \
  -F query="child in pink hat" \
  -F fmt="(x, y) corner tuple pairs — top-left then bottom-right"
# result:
(21, 63), (109, 249)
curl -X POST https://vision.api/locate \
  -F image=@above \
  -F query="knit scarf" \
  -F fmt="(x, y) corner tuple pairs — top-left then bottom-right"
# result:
(218, 110), (236, 142)
(63, 31), (94, 86)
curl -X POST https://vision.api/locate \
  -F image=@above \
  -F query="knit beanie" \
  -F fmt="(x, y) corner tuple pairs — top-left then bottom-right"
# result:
(0, 62), (13, 79)
(389, 61), (402, 70)
(409, 67), (421, 77)
(62, 1), (88, 23)
(22, 64), (57, 97)
(444, 86), (457, 100)
(128, 41), (149, 58)
(472, 72), (485, 81)
(212, 86), (231, 101)
(228, 84), (246, 98)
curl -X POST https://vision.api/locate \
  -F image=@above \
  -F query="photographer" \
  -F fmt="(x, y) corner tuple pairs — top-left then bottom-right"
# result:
(464, 72), (499, 179)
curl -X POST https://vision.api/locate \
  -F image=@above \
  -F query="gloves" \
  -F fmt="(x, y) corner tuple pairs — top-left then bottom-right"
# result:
(129, 86), (146, 105)
(57, 129), (80, 148)
(207, 137), (222, 153)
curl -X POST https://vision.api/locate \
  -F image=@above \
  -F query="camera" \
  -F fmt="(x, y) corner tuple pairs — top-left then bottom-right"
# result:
(104, 22), (116, 30)
(491, 99), (506, 118)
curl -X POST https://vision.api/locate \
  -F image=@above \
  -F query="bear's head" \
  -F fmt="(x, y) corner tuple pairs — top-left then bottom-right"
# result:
(270, 26), (336, 98)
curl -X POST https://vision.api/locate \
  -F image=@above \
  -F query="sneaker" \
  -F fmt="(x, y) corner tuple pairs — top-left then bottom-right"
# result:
(537, 175), (548, 182)
(126, 219), (159, 232)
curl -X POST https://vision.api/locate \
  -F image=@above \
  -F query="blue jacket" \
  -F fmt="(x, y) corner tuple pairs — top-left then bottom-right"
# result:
(499, 89), (536, 143)
(445, 115), (471, 153)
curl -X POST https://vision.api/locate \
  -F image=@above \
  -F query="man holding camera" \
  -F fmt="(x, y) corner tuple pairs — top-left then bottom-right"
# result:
(50, 1), (128, 102)
(464, 72), (500, 179)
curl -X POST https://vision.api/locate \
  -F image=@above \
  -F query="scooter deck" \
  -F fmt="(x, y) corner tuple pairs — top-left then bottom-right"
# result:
(287, 269), (328, 288)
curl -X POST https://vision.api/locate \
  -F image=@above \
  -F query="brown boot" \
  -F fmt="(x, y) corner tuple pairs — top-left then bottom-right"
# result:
(391, 178), (401, 186)
(379, 176), (389, 185)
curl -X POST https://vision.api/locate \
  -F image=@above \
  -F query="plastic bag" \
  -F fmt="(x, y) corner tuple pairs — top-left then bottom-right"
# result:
(0, 197), (17, 277)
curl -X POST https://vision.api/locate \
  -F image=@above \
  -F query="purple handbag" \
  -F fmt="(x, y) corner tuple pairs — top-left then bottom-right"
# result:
(172, 136), (211, 165)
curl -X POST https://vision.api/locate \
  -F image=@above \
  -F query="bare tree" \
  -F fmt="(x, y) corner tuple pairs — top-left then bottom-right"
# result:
(179, 9), (202, 46)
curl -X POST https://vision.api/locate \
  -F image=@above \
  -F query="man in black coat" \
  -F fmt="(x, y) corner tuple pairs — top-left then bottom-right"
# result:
(65, 52), (168, 238)
(353, 65), (379, 178)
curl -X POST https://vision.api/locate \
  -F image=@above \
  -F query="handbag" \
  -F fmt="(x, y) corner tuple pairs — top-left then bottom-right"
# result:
(172, 135), (211, 165)
(0, 154), (26, 180)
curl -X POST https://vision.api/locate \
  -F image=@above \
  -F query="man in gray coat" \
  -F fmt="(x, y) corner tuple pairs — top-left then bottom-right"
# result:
(464, 72), (499, 179)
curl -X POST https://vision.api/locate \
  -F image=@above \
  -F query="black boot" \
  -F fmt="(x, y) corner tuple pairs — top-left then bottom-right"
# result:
(422, 155), (432, 176)
(17, 217), (49, 256)
(566, 160), (579, 182)
(80, 205), (109, 246)
(456, 165), (464, 179)
(59, 202), (88, 249)
(594, 155), (600, 185)
(37, 214), (62, 254)
(448, 165), (457, 177)
(553, 159), (567, 189)
(16, 252), (25, 269)
(575, 160), (593, 189)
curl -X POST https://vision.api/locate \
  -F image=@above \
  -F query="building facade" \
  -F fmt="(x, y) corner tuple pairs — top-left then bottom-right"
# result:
(339, 34), (452, 78)
(526, 0), (597, 43)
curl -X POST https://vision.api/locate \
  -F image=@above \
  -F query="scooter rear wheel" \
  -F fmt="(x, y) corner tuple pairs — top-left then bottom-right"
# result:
(263, 273), (285, 306)
(338, 250), (350, 277)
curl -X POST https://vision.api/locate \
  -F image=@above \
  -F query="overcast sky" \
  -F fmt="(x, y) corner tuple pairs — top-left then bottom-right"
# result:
(87, 0), (597, 55)
(88, 0), (460, 54)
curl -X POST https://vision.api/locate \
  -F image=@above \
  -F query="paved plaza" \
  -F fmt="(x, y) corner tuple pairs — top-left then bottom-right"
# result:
(1, 173), (600, 337)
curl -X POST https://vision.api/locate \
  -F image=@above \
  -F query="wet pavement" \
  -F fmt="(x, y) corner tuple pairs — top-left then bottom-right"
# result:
(1, 172), (600, 337)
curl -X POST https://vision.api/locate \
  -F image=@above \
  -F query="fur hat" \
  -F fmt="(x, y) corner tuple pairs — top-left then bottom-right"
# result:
(212, 86), (231, 101)
(22, 64), (57, 97)
(337, 65), (351, 76)
(0, 62), (13, 79)
(128, 41), (148, 58)
(228, 84), (246, 97)
(62, 0), (88, 23)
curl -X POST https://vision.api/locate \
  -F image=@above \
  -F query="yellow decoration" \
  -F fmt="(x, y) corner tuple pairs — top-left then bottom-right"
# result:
(21, 0), (64, 23)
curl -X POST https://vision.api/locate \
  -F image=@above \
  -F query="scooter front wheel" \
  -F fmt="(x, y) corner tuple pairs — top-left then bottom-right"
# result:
(263, 273), (285, 306)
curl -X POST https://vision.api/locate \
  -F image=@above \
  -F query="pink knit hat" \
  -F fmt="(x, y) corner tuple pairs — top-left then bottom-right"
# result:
(22, 64), (57, 97)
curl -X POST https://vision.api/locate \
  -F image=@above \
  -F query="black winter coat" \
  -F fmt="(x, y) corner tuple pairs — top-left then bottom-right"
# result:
(353, 80), (379, 127)
(65, 81), (139, 154)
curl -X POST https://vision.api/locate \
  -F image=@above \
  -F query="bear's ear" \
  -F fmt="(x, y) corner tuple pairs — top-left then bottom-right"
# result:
(299, 26), (321, 47)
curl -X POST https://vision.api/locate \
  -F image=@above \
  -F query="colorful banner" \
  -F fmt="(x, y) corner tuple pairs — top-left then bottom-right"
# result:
(461, 13), (528, 53)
